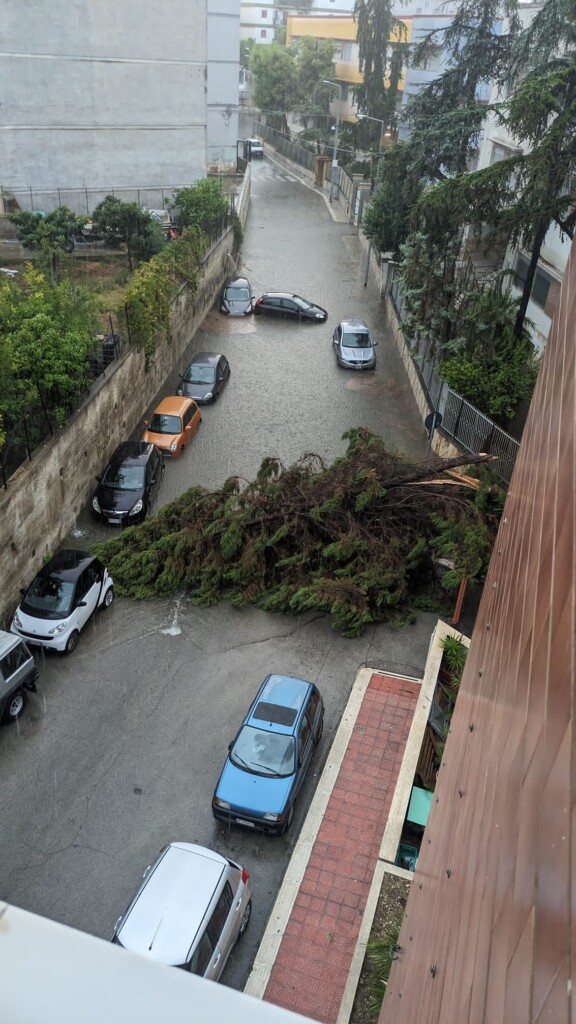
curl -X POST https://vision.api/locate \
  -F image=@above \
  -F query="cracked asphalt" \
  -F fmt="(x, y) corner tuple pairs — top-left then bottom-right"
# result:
(0, 158), (434, 989)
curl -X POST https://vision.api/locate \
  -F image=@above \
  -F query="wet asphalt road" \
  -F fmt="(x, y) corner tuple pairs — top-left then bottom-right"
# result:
(0, 160), (432, 989)
(73, 156), (427, 545)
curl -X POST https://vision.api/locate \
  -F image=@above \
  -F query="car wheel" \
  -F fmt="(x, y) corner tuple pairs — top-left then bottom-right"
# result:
(3, 690), (26, 725)
(281, 805), (294, 835)
(65, 629), (80, 655)
(238, 899), (252, 938)
(102, 586), (114, 609)
(315, 713), (324, 745)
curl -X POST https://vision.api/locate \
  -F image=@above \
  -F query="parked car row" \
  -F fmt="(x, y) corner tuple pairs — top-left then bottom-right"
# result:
(110, 672), (324, 981)
(92, 352), (231, 527)
(219, 276), (378, 370)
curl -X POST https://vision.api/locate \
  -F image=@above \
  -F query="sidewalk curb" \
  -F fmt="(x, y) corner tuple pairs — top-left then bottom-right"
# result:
(244, 665), (375, 999)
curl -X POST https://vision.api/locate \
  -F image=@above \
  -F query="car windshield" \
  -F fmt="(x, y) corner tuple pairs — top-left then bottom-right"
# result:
(102, 464), (146, 490)
(148, 413), (182, 434)
(22, 575), (75, 619)
(226, 287), (250, 301)
(342, 331), (371, 348)
(183, 366), (215, 385)
(230, 725), (295, 777)
(293, 296), (313, 311)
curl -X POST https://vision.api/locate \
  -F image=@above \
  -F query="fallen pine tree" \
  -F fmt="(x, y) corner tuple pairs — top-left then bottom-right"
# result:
(94, 428), (503, 636)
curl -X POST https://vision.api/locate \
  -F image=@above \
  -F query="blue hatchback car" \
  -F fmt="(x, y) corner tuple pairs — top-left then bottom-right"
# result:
(212, 675), (324, 835)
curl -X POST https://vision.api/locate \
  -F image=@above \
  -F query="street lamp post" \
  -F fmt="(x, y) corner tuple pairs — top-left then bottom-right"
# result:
(322, 79), (341, 204)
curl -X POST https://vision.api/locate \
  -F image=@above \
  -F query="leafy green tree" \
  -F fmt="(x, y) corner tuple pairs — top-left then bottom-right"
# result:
(439, 289), (539, 421)
(169, 179), (229, 236)
(362, 143), (420, 255)
(291, 37), (338, 125)
(250, 44), (299, 130)
(353, 0), (408, 129)
(9, 207), (86, 253)
(91, 196), (165, 270)
(9, 207), (87, 281)
(0, 266), (98, 436)
(405, 0), (520, 178)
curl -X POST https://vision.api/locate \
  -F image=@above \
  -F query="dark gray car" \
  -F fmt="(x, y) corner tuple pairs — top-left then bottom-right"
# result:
(220, 276), (254, 316)
(178, 352), (230, 404)
(333, 318), (377, 370)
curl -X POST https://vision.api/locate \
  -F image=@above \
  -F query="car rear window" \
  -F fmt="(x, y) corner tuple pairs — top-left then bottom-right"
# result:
(253, 701), (298, 727)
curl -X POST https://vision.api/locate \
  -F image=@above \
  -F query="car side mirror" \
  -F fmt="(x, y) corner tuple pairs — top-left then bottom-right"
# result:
(19, 588), (26, 597)
(150, 476), (157, 486)
(144, 420), (149, 427)
(96, 475), (101, 482)
(76, 601), (87, 608)
(228, 741), (233, 751)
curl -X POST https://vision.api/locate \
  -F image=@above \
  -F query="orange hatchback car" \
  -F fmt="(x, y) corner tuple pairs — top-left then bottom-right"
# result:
(142, 395), (202, 457)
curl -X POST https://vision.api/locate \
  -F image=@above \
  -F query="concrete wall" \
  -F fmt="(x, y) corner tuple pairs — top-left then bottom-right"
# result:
(0, 0), (239, 199)
(0, 168), (250, 627)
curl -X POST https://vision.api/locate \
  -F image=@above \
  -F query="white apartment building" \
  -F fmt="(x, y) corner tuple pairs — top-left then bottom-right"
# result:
(0, 0), (240, 213)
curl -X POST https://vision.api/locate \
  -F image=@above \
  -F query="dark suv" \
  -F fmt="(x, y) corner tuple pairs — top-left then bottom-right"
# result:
(93, 441), (164, 526)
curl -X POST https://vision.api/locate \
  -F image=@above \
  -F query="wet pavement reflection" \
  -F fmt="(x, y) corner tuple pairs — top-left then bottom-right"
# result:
(69, 158), (427, 549)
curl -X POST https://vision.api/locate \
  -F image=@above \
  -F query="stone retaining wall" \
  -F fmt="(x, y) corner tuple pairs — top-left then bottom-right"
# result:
(0, 169), (251, 626)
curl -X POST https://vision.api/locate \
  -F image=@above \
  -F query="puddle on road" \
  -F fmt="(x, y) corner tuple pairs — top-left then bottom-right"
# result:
(202, 310), (257, 335)
(344, 377), (387, 396)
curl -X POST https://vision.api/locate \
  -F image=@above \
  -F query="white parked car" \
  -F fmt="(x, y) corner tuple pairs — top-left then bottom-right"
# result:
(112, 843), (252, 979)
(11, 550), (114, 655)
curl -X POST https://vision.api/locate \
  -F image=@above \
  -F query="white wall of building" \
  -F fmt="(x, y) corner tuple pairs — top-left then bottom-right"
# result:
(207, 0), (241, 169)
(0, 0), (239, 210)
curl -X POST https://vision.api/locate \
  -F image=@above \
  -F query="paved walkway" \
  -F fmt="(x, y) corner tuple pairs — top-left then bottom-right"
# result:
(246, 671), (420, 1024)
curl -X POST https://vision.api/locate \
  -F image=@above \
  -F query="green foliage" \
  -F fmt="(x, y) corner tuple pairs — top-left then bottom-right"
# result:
(91, 196), (165, 269)
(9, 207), (86, 253)
(440, 633), (467, 678)
(169, 179), (229, 236)
(123, 227), (204, 364)
(290, 37), (338, 124)
(439, 287), (538, 420)
(250, 44), (299, 127)
(367, 915), (404, 1015)
(362, 144), (423, 255)
(353, 0), (408, 127)
(93, 429), (500, 637)
(0, 265), (98, 436)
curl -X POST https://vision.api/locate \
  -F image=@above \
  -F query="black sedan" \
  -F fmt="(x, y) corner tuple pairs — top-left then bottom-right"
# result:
(220, 275), (254, 316)
(92, 441), (164, 526)
(178, 352), (230, 404)
(253, 292), (327, 322)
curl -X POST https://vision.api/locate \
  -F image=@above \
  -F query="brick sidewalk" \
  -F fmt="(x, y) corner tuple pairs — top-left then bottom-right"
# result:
(262, 672), (420, 1024)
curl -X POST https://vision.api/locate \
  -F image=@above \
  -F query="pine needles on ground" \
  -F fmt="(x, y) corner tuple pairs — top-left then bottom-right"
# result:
(94, 428), (501, 636)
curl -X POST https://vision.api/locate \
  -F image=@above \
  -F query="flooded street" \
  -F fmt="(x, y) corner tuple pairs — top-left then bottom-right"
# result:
(72, 157), (427, 545)
(0, 160), (433, 990)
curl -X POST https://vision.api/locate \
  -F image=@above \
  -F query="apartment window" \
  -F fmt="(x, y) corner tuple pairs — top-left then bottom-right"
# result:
(261, 8), (267, 16)
(514, 253), (552, 309)
(260, 28), (267, 37)
(341, 42), (352, 60)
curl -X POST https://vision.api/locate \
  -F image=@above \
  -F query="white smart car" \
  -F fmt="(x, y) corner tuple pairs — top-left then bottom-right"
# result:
(11, 549), (114, 654)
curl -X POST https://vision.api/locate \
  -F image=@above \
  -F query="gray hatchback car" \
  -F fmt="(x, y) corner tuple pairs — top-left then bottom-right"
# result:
(333, 318), (377, 370)
(112, 842), (252, 980)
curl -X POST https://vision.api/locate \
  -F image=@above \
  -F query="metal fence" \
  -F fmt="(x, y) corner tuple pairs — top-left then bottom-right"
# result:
(389, 265), (520, 483)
